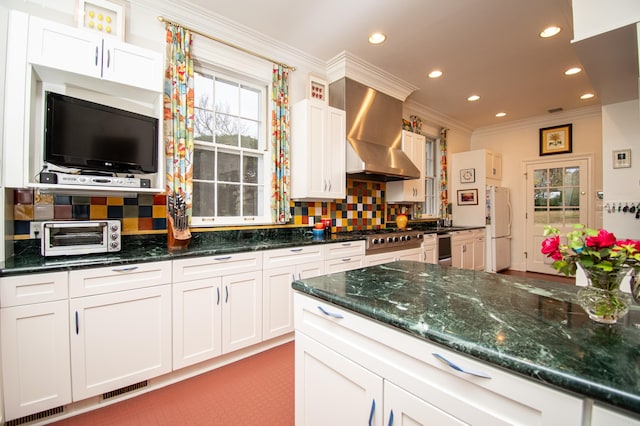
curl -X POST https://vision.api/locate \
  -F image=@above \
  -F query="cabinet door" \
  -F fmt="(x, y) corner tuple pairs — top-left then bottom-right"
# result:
(69, 285), (171, 401)
(102, 38), (163, 92)
(325, 106), (346, 198)
(384, 380), (466, 426)
(262, 266), (296, 340)
(222, 271), (262, 353)
(591, 404), (640, 426)
(28, 16), (102, 78)
(451, 239), (465, 269)
(1, 301), (71, 421)
(473, 232), (486, 271)
(423, 234), (438, 264)
(173, 278), (223, 370)
(295, 333), (383, 426)
(387, 131), (426, 202)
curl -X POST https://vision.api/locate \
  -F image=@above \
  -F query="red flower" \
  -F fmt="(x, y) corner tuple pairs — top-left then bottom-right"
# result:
(541, 236), (562, 260)
(585, 229), (617, 249)
(615, 239), (640, 253)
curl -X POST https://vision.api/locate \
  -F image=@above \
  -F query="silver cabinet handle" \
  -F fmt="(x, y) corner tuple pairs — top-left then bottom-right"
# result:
(225, 286), (229, 303)
(317, 305), (344, 319)
(432, 353), (491, 378)
(216, 287), (220, 305)
(94, 45), (99, 66)
(112, 266), (139, 272)
(214, 256), (232, 261)
(290, 248), (303, 253)
(341, 258), (351, 262)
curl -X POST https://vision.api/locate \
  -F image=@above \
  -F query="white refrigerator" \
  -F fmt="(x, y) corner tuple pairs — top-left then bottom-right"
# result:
(486, 186), (511, 272)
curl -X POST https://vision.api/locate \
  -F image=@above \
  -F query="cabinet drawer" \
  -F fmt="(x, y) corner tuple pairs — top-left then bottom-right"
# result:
(263, 245), (324, 270)
(173, 252), (262, 282)
(422, 233), (438, 244)
(0, 271), (68, 307)
(294, 293), (583, 426)
(69, 261), (171, 298)
(324, 241), (365, 260)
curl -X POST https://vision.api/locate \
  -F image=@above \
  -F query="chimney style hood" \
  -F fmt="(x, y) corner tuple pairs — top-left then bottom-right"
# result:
(329, 78), (420, 182)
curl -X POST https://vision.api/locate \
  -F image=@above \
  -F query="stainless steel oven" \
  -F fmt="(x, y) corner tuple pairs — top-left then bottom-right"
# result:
(438, 232), (452, 266)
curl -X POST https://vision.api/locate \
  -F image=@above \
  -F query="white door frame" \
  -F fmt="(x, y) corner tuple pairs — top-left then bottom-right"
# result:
(522, 153), (595, 273)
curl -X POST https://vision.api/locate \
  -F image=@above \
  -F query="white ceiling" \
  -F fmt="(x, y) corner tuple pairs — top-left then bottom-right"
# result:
(178, 0), (630, 130)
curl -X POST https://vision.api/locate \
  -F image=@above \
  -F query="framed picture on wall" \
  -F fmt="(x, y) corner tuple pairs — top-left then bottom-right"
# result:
(460, 168), (475, 183)
(539, 123), (572, 156)
(457, 189), (478, 206)
(308, 74), (328, 103)
(612, 149), (631, 168)
(77, 0), (125, 41)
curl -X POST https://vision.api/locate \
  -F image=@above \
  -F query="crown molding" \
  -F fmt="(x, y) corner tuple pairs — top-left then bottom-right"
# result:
(472, 105), (602, 138)
(403, 98), (473, 137)
(326, 51), (419, 101)
(130, 0), (326, 71)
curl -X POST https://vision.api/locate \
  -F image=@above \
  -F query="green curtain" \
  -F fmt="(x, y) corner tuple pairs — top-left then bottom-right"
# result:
(440, 128), (449, 218)
(164, 24), (194, 236)
(271, 65), (291, 223)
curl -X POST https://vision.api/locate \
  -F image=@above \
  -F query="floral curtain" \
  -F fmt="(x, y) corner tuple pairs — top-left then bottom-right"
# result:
(440, 128), (449, 218)
(164, 24), (194, 239)
(271, 65), (291, 223)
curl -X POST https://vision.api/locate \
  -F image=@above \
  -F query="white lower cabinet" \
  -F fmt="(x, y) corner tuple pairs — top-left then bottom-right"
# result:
(295, 333), (383, 426)
(451, 229), (485, 271)
(422, 233), (438, 264)
(69, 284), (172, 401)
(172, 278), (223, 369)
(591, 403), (640, 425)
(363, 247), (424, 267)
(324, 241), (365, 273)
(0, 272), (71, 421)
(262, 245), (325, 340)
(295, 292), (584, 426)
(172, 254), (263, 369)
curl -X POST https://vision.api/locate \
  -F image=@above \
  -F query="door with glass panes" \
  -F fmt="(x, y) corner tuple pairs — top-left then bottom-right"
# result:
(525, 158), (589, 274)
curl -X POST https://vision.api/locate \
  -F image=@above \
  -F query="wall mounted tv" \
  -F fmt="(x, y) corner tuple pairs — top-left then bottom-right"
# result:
(45, 92), (159, 174)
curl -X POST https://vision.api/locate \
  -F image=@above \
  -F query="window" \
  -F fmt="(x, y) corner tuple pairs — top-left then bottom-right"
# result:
(422, 136), (439, 217)
(191, 67), (270, 226)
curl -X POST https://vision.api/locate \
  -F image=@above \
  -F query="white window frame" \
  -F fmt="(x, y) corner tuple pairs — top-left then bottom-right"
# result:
(189, 61), (272, 227)
(423, 135), (440, 217)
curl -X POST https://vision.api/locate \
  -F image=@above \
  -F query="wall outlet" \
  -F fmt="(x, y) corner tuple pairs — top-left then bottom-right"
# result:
(29, 222), (43, 239)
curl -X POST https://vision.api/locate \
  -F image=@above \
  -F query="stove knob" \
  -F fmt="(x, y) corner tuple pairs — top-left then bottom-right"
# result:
(393, 236), (399, 243)
(372, 238), (379, 245)
(379, 238), (385, 244)
(387, 237), (394, 243)
(406, 235), (412, 241)
(400, 235), (406, 242)
(417, 234), (424, 239)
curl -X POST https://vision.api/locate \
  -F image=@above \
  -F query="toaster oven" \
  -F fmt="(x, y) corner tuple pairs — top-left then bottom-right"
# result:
(41, 220), (121, 256)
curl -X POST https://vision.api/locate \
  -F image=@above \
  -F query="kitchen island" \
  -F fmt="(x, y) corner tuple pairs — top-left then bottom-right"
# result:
(293, 261), (640, 425)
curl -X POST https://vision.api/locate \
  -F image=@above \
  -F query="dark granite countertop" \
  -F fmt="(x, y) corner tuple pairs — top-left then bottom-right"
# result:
(0, 228), (365, 276)
(0, 224), (487, 276)
(292, 261), (640, 415)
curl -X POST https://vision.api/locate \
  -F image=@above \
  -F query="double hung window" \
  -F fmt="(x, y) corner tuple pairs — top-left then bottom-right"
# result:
(191, 67), (269, 225)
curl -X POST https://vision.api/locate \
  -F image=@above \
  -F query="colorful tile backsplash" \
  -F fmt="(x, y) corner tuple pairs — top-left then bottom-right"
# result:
(11, 180), (417, 237)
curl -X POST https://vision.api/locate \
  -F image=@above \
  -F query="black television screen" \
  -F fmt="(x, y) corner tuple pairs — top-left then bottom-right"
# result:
(45, 92), (159, 174)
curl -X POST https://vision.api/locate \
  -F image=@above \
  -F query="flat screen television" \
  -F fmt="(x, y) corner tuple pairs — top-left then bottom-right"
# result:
(44, 92), (159, 174)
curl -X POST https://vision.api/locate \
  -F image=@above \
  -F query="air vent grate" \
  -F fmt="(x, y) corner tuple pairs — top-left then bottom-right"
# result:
(547, 107), (563, 113)
(102, 380), (148, 400)
(6, 406), (64, 426)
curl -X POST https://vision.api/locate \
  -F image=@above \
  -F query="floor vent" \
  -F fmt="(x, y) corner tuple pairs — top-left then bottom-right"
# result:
(102, 380), (148, 400)
(6, 406), (64, 426)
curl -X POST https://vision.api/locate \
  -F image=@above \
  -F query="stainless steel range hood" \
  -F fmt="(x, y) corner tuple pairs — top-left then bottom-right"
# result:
(329, 78), (419, 182)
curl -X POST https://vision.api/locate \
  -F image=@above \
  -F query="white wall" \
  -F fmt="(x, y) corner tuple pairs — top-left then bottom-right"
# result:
(572, 0), (640, 41)
(470, 107), (602, 271)
(601, 100), (640, 239)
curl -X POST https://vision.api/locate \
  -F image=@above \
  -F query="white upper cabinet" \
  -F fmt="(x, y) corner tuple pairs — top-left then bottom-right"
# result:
(386, 130), (426, 203)
(291, 99), (346, 200)
(27, 16), (163, 98)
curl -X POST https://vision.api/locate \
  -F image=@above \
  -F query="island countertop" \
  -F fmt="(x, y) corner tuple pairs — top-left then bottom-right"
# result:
(292, 261), (640, 415)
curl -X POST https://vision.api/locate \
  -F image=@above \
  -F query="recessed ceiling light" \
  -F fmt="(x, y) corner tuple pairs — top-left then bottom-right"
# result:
(565, 67), (582, 75)
(540, 26), (561, 38)
(467, 95), (480, 102)
(428, 70), (443, 78)
(368, 32), (387, 44)
(580, 93), (595, 99)
(496, 112), (506, 118)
